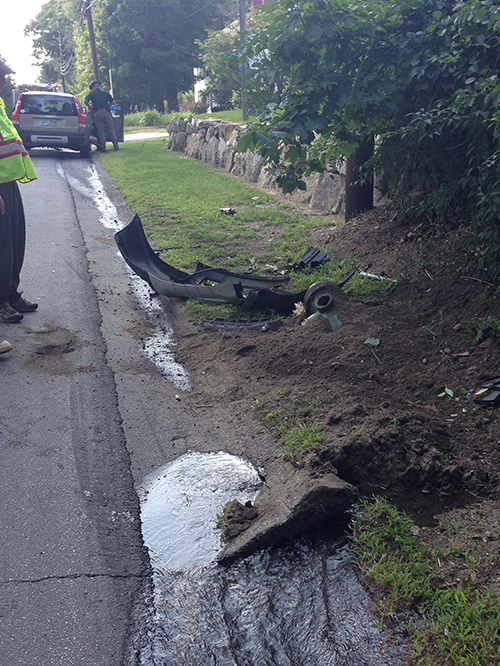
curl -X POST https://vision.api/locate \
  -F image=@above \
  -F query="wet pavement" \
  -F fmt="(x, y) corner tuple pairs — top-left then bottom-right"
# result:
(0, 150), (147, 666)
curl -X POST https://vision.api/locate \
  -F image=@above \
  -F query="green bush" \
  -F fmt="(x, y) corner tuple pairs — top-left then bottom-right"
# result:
(139, 109), (163, 126)
(224, 0), (500, 280)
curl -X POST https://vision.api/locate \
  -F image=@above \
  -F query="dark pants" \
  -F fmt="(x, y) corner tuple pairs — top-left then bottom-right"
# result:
(0, 181), (26, 306)
(93, 108), (118, 150)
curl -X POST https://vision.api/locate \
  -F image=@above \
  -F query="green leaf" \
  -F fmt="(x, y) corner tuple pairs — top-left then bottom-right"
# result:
(364, 338), (380, 348)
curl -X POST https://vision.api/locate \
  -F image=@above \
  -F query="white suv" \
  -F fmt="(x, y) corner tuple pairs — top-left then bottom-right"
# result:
(12, 91), (91, 157)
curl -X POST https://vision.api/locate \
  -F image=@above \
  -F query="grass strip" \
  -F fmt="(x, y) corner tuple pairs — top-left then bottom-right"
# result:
(351, 497), (500, 666)
(99, 139), (398, 319)
(100, 139), (333, 270)
(124, 109), (254, 128)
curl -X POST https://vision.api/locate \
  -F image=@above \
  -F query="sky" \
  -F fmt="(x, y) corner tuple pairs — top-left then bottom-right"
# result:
(0, 0), (47, 84)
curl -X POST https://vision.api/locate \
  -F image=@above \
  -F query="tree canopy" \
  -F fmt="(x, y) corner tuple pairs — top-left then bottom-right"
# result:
(25, 0), (78, 87)
(26, 0), (239, 110)
(23, 0), (500, 277)
(208, 0), (500, 277)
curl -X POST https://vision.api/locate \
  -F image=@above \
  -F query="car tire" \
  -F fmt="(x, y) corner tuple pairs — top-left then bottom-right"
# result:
(80, 143), (92, 158)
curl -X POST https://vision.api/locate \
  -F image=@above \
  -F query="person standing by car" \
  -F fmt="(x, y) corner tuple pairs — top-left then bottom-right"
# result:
(0, 59), (38, 325)
(84, 80), (119, 152)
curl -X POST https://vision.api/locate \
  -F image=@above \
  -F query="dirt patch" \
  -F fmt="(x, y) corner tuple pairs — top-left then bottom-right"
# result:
(21, 325), (91, 375)
(159, 202), (500, 581)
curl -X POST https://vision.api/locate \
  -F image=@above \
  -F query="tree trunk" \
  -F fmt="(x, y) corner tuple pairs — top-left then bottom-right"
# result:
(344, 136), (374, 222)
(165, 92), (179, 113)
(155, 97), (165, 113)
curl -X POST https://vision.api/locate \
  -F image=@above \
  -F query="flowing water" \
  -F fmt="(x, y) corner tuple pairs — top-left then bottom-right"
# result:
(60, 160), (191, 389)
(76, 163), (404, 665)
(138, 452), (404, 666)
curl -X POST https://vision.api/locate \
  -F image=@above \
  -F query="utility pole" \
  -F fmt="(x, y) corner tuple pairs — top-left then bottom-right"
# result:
(239, 0), (249, 121)
(84, 0), (100, 80)
(57, 32), (66, 92)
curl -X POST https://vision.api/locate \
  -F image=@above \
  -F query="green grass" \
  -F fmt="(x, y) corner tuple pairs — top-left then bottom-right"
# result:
(100, 139), (397, 320)
(124, 126), (169, 135)
(195, 109), (257, 123)
(254, 398), (326, 462)
(351, 497), (500, 666)
(215, 500), (233, 538)
(464, 314), (500, 345)
(124, 108), (253, 128)
(100, 139), (329, 268)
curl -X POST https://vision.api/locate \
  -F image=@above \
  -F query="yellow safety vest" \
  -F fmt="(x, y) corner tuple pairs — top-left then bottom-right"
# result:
(0, 97), (37, 184)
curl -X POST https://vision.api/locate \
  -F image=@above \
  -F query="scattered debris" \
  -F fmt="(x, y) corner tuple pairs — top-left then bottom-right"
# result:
(115, 215), (348, 325)
(114, 214), (305, 315)
(293, 302), (306, 318)
(359, 271), (397, 282)
(220, 208), (236, 215)
(364, 337), (382, 364)
(301, 282), (342, 332)
(474, 377), (500, 407)
(292, 247), (328, 271)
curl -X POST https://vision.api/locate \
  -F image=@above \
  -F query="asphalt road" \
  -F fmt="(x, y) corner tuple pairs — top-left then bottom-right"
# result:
(0, 149), (160, 666)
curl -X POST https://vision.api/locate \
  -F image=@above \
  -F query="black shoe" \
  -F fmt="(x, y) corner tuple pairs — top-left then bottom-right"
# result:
(10, 297), (38, 313)
(0, 306), (23, 323)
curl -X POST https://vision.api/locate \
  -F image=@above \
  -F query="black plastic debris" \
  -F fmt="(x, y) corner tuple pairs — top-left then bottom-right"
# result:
(474, 377), (500, 407)
(292, 247), (328, 271)
(220, 208), (236, 215)
(114, 214), (305, 315)
(115, 214), (289, 288)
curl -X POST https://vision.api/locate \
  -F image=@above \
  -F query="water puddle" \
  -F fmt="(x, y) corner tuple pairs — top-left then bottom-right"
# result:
(138, 451), (263, 572)
(138, 452), (405, 666)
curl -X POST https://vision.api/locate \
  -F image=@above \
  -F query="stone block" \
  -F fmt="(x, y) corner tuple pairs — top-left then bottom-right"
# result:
(186, 133), (202, 160)
(310, 172), (345, 214)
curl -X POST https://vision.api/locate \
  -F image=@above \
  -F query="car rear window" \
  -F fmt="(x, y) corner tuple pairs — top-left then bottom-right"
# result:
(19, 95), (77, 116)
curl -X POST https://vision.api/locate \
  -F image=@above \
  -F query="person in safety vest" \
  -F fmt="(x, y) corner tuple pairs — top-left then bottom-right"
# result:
(84, 80), (119, 153)
(0, 58), (38, 326)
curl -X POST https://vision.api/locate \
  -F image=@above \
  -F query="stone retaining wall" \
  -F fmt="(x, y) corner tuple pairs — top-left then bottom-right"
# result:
(167, 116), (346, 215)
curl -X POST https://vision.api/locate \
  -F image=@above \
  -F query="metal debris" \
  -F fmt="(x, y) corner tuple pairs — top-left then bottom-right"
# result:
(301, 281), (342, 332)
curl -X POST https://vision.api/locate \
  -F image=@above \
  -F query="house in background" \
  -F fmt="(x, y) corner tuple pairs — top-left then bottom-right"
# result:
(194, 0), (275, 110)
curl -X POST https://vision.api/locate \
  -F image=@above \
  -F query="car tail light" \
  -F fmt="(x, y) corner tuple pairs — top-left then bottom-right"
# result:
(11, 98), (22, 123)
(73, 96), (87, 129)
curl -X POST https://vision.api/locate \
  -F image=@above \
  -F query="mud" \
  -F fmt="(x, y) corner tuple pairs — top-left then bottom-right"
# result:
(163, 207), (500, 569)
